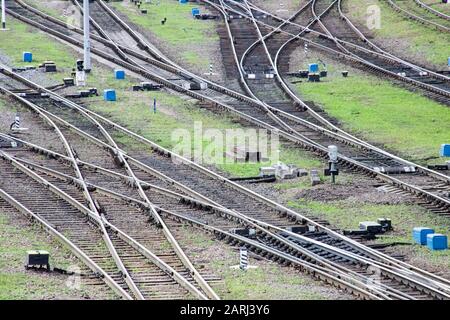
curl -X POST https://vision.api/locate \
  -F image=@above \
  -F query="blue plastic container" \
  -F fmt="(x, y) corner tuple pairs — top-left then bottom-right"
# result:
(114, 69), (125, 80)
(23, 52), (33, 63)
(412, 227), (434, 245)
(103, 89), (116, 101)
(448, 57), (450, 67)
(426, 234), (448, 251)
(192, 8), (200, 16)
(308, 63), (319, 73)
(440, 144), (450, 157)
(179, 0), (188, 3)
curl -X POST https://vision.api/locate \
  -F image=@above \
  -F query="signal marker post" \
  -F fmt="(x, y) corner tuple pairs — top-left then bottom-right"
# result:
(1, 0), (9, 31)
(230, 247), (258, 271)
(204, 63), (216, 76)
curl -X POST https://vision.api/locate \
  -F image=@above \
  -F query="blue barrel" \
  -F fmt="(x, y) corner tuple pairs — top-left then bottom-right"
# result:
(192, 8), (200, 16)
(179, 0), (188, 3)
(308, 63), (319, 73)
(104, 89), (116, 101)
(440, 144), (450, 157)
(23, 52), (33, 63)
(412, 227), (434, 245)
(114, 69), (125, 80)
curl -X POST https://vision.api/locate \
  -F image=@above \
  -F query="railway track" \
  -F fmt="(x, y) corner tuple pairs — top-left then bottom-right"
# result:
(2, 0), (450, 226)
(414, 0), (450, 21)
(0, 76), (219, 300)
(204, 0), (450, 210)
(212, 0), (450, 103)
(1, 66), (450, 299)
(386, 0), (450, 32)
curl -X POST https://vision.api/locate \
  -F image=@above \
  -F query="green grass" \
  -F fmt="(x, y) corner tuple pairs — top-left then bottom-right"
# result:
(179, 225), (336, 300)
(288, 199), (450, 270)
(110, 0), (218, 69)
(345, 0), (450, 67)
(89, 89), (322, 177)
(0, 213), (110, 299)
(111, 0), (218, 45)
(293, 59), (450, 164)
(421, 0), (450, 15)
(0, 19), (75, 75)
(22, 0), (62, 19)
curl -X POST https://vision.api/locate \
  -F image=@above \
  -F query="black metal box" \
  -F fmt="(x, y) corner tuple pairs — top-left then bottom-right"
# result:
(25, 250), (49, 266)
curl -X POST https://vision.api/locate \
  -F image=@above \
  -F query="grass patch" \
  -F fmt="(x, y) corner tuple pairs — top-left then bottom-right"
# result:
(180, 225), (336, 300)
(111, 0), (218, 45)
(421, 0), (450, 15)
(0, 19), (75, 76)
(0, 211), (110, 299)
(345, 0), (450, 67)
(110, 0), (218, 69)
(292, 58), (450, 164)
(22, 0), (63, 19)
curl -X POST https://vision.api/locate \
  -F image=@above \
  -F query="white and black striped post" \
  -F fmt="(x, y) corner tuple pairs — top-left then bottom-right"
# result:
(304, 42), (308, 56)
(209, 63), (213, 75)
(10, 113), (20, 130)
(239, 247), (248, 271)
(14, 114), (20, 129)
(1, 0), (6, 30)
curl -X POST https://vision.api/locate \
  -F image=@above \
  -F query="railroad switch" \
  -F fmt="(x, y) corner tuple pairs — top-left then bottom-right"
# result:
(39, 61), (57, 73)
(25, 250), (50, 270)
(285, 225), (309, 234)
(359, 221), (383, 234)
(63, 78), (75, 86)
(229, 228), (256, 239)
(427, 164), (449, 171)
(377, 218), (393, 232)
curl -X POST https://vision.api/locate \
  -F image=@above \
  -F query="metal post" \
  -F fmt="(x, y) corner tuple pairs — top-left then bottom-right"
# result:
(83, 0), (91, 72)
(153, 98), (156, 113)
(1, 0), (6, 30)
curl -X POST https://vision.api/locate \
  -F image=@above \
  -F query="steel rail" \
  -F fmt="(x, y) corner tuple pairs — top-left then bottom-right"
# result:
(0, 83), (147, 299)
(2, 9), (450, 290)
(414, 0), (450, 20)
(385, 0), (450, 32)
(3, 89), (446, 298)
(73, 96), (450, 292)
(6, 0), (450, 298)
(226, 0), (450, 84)
(0, 69), (218, 300)
(206, 1), (450, 203)
(217, 0), (450, 184)
(3, 100), (448, 298)
(0, 187), (132, 300)
(9, 0), (450, 191)
(211, 0), (450, 182)
(9, 153), (413, 300)
(0, 148), (210, 300)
